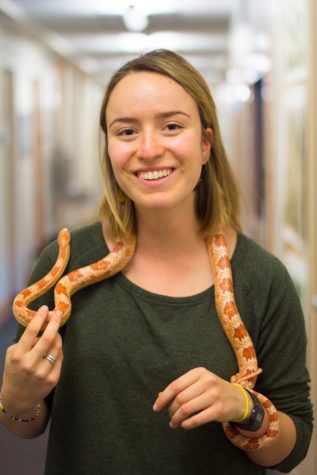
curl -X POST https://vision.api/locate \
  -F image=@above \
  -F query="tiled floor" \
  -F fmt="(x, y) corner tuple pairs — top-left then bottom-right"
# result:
(0, 318), (48, 474)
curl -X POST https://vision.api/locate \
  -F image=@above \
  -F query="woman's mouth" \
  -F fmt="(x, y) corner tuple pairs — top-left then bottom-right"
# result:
(136, 168), (174, 181)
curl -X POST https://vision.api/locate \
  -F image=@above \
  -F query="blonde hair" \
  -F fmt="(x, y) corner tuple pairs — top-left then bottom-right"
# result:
(99, 49), (241, 238)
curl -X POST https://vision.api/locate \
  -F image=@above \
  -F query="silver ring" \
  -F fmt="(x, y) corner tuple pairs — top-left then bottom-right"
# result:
(44, 354), (56, 365)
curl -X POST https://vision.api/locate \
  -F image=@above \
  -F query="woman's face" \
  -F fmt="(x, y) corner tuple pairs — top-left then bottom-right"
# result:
(106, 71), (211, 214)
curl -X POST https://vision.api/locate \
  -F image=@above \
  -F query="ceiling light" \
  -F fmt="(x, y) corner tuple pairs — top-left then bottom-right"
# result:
(123, 5), (149, 32)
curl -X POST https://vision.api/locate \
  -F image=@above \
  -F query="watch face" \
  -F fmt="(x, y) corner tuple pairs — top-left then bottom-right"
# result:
(254, 411), (264, 425)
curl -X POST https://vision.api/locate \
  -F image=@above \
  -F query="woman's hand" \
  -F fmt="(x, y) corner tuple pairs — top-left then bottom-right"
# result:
(1, 305), (63, 418)
(153, 367), (249, 430)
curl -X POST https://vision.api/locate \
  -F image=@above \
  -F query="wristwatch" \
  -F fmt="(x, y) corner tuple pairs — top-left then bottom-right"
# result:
(233, 389), (265, 432)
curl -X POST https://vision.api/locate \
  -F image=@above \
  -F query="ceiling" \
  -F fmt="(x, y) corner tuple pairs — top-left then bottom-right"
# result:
(0, 0), (271, 86)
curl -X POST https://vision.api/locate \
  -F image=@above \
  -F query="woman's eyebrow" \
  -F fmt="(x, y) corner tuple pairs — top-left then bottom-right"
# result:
(108, 117), (138, 128)
(157, 110), (191, 119)
(108, 110), (191, 129)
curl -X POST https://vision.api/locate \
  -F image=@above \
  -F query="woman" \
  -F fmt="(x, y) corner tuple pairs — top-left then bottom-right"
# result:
(0, 50), (313, 474)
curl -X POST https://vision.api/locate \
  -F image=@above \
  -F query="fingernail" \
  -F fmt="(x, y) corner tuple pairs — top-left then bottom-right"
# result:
(153, 403), (158, 412)
(55, 310), (62, 318)
(41, 305), (48, 312)
(169, 421), (177, 429)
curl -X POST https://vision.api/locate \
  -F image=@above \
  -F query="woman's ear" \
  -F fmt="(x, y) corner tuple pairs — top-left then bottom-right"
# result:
(202, 127), (213, 163)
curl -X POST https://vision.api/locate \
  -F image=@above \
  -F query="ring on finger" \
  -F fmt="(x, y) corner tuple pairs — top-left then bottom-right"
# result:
(43, 353), (56, 365)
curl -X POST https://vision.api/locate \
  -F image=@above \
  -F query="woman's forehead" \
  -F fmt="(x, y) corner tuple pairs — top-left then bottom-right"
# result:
(106, 71), (199, 117)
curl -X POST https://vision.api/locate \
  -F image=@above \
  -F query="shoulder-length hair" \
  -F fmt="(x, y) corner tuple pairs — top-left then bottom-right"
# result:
(99, 49), (241, 239)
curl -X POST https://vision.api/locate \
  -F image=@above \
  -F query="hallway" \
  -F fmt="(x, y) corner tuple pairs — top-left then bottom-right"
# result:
(0, 1), (316, 474)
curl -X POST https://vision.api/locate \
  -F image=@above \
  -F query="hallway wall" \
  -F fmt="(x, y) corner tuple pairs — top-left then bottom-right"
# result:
(0, 12), (103, 327)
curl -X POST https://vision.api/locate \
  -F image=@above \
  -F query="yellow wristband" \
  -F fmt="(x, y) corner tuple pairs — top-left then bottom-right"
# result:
(232, 384), (250, 423)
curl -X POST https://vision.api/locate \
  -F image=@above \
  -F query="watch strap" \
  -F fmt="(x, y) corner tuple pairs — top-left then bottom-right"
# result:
(232, 388), (265, 432)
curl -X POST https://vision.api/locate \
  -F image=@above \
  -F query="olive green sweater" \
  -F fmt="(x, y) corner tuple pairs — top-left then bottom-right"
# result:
(21, 222), (312, 474)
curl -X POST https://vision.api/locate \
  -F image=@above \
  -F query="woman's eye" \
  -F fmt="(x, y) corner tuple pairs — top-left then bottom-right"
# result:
(118, 128), (135, 136)
(165, 123), (182, 132)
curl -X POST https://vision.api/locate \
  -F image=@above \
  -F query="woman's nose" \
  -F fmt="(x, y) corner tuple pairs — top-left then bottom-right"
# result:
(136, 130), (164, 160)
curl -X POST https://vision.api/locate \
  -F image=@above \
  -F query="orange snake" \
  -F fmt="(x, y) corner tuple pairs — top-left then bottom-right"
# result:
(12, 228), (279, 450)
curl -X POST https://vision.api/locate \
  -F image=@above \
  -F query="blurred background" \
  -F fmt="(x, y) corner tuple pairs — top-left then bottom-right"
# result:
(0, 0), (316, 473)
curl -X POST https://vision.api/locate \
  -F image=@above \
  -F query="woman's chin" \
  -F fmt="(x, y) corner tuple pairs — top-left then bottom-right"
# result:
(134, 193), (196, 215)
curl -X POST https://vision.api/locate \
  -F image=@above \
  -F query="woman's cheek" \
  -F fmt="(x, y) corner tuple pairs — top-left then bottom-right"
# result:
(169, 132), (201, 158)
(108, 141), (131, 169)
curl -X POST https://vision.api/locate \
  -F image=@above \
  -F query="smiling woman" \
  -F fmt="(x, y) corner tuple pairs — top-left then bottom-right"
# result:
(99, 50), (241, 240)
(1, 50), (313, 475)
(105, 71), (211, 217)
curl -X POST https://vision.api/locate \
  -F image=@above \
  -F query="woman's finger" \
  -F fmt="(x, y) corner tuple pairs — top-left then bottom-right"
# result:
(40, 333), (63, 368)
(167, 379), (209, 417)
(169, 392), (214, 428)
(18, 306), (50, 352)
(153, 368), (204, 412)
(36, 341), (64, 384)
(47, 352), (63, 385)
(31, 310), (63, 363)
(179, 406), (217, 430)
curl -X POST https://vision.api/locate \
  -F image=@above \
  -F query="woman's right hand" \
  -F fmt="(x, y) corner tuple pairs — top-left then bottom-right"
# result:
(1, 305), (63, 418)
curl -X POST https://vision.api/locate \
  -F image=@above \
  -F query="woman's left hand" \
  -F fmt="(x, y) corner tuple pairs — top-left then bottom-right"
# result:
(153, 367), (248, 430)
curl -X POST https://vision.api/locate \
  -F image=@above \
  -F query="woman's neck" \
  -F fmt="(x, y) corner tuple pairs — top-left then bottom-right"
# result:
(135, 205), (203, 258)
(103, 204), (238, 261)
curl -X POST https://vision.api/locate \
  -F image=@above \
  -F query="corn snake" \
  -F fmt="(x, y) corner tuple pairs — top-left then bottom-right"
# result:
(12, 228), (279, 450)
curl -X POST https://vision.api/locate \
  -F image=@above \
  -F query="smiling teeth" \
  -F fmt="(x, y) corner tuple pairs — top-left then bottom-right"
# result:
(138, 169), (172, 180)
